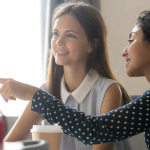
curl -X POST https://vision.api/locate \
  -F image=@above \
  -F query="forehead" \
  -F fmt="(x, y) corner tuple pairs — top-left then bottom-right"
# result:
(132, 25), (140, 33)
(129, 25), (142, 38)
(53, 14), (83, 33)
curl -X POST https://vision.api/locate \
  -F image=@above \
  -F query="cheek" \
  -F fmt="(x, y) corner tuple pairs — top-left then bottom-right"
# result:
(128, 44), (146, 73)
(68, 40), (89, 55)
(68, 44), (78, 53)
(65, 41), (80, 55)
(128, 42), (141, 59)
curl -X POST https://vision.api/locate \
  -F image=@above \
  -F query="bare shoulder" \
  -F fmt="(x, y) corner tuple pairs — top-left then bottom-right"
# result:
(100, 83), (122, 115)
(105, 83), (122, 98)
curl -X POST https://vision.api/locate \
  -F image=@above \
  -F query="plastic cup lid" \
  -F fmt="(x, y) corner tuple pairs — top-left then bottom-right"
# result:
(31, 125), (63, 133)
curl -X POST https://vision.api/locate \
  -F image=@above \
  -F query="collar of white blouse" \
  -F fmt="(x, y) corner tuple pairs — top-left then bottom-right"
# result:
(60, 69), (100, 104)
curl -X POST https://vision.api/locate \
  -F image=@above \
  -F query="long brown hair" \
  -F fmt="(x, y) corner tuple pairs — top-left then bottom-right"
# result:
(47, 2), (130, 101)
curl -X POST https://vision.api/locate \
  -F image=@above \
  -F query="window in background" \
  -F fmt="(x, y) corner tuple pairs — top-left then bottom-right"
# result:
(0, 0), (42, 116)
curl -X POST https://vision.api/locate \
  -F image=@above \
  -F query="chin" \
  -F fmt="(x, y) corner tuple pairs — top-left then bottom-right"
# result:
(55, 59), (66, 66)
(126, 70), (143, 77)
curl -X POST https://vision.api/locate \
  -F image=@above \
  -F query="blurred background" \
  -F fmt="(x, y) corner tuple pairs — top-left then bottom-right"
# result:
(0, 0), (149, 149)
(0, 0), (42, 117)
(1, 0), (149, 117)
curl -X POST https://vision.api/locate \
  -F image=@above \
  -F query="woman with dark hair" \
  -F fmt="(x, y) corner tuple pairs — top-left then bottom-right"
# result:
(0, 2), (132, 150)
(1, 3), (150, 150)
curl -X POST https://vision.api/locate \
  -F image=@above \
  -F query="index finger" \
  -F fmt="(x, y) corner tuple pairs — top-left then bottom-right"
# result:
(0, 78), (9, 85)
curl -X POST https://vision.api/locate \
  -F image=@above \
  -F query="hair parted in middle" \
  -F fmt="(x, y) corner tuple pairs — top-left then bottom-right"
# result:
(46, 1), (130, 101)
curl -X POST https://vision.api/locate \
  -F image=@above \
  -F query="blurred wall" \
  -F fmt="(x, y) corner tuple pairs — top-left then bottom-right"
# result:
(101, 0), (150, 95)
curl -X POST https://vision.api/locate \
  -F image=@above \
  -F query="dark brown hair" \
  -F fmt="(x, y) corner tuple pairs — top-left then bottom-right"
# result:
(136, 10), (150, 42)
(46, 2), (130, 101)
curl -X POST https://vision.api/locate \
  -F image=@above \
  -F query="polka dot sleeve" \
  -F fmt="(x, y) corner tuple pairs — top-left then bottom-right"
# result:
(31, 89), (150, 149)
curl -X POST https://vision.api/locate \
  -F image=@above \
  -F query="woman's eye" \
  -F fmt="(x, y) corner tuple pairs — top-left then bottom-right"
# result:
(128, 39), (134, 43)
(53, 32), (59, 36)
(67, 34), (76, 38)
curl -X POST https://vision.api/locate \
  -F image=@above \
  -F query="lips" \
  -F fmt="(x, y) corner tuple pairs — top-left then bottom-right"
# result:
(126, 59), (130, 63)
(126, 58), (130, 67)
(126, 58), (130, 63)
(56, 50), (69, 55)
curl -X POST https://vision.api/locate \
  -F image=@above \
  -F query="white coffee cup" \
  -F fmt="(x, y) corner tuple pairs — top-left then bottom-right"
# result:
(31, 125), (62, 150)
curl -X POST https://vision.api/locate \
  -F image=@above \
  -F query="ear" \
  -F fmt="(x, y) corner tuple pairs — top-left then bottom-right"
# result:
(88, 38), (99, 54)
(88, 45), (93, 54)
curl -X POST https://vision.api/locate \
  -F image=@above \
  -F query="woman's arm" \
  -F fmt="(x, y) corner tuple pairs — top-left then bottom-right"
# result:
(4, 100), (43, 142)
(92, 84), (122, 150)
(32, 88), (150, 148)
(0, 79), (44, 142)
(0, 78), (149, 148)
(145, 130), (150, 149)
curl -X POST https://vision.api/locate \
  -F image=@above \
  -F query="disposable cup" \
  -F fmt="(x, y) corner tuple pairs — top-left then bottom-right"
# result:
(31, 125), (62, 150)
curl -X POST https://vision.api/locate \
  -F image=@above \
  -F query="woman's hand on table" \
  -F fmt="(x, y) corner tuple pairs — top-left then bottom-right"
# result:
(0, 78), (40, 102)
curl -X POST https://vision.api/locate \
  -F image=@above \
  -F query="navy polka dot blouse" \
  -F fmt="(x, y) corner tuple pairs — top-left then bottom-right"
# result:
(31, 89), (150, 149)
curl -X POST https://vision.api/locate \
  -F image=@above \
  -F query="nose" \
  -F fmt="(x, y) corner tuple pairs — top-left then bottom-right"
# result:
(122, 47), (127, 57)
(56, 36), (64, 47)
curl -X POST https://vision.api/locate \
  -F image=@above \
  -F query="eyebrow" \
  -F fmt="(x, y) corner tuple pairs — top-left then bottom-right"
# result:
(129, 32), (136, 38)
(53, 29), (79, 34)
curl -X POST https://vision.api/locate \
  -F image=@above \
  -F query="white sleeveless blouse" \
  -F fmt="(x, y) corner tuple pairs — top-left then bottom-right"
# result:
(41, 69), (132, 150)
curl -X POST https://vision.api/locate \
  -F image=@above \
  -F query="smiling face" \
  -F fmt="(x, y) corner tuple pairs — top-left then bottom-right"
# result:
(51, 14), (92, 68)
(122, 25), (150, 77)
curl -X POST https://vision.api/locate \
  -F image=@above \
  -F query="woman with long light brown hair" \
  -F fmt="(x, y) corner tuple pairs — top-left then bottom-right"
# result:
(1, 2), (132, 150)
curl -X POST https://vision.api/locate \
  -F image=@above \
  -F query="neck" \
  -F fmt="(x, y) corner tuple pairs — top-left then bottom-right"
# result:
(63, 65), (89, 92)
